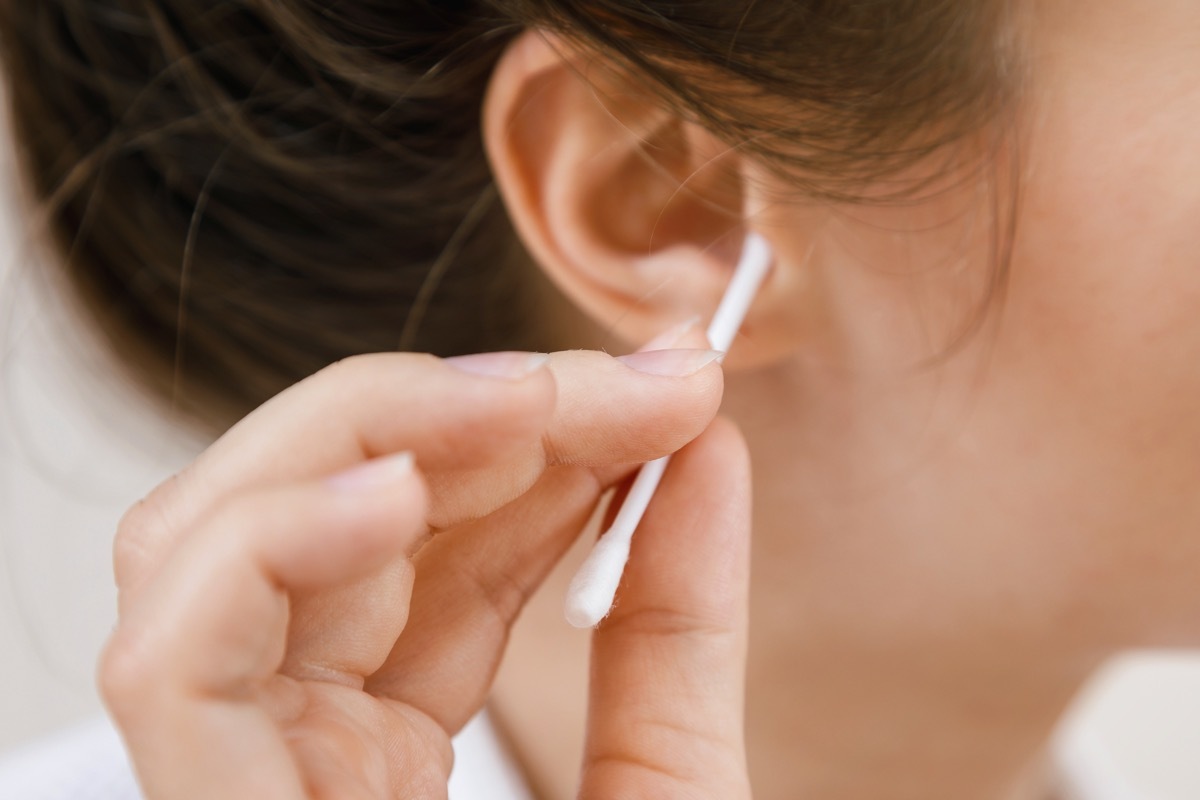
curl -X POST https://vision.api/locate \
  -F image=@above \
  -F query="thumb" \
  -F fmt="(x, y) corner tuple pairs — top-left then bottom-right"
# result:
(580, 417), (753, 800)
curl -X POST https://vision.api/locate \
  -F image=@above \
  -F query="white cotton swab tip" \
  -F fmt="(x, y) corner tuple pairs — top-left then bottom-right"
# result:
(564, 456), (670, 628)
(563, 232), (774, 629)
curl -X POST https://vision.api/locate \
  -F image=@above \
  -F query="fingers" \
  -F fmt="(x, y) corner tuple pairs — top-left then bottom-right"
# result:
(580, 418), (754, 800)
(116, 348), (722, 607)
(418, 349), (722, 529)
(279, 558), (416, 687)
(100, 454), (429, 799)
(364, 465), (605, 732)
(113, 352), (555, 605)
(540, 348), (723, 466)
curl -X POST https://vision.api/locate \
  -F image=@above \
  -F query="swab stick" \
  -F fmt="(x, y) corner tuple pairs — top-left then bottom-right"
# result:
(564, 232), (774, 629)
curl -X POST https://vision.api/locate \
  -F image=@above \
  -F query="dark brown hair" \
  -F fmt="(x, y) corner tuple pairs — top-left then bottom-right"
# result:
(0, 1), (1019, 435)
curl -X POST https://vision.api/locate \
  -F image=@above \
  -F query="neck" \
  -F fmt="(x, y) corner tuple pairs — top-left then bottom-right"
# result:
(740, 626), (1088, 799)
(721, 362), (1101, 800)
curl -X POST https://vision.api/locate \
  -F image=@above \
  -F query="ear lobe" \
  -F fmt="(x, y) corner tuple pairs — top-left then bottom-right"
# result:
(483, 31), (748, 348)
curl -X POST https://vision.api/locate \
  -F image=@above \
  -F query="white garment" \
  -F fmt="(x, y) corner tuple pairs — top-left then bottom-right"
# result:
(0, 711), (534, 800)
(0, 710), (1143, 800)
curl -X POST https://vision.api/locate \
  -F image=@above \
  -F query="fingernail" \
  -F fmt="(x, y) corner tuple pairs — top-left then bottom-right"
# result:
(637, 316), (703, 353)
(617, 349), (724, 377)
(327, 452), (415, 492)
(445, 351), (550, 380)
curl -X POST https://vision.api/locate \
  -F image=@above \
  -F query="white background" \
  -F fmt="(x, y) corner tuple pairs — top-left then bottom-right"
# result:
(0, 126), (1197, 799)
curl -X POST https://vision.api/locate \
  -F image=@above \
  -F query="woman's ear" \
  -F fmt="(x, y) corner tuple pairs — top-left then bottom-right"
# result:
(483, 30), (763, 352)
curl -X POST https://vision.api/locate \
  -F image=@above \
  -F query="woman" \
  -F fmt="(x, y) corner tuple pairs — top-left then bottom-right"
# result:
(1, 1), (1197, 797)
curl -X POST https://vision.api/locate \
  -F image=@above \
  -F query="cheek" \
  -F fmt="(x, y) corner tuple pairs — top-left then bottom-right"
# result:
(1015, 49), (1200, 456)
(1014, 0), (1200, 452)
(979, 88), (1200, 642)
(1011, 151), (1200, 455)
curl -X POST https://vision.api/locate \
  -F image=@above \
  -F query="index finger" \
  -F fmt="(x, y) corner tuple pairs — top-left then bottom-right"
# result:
(117, 347), (723, 602)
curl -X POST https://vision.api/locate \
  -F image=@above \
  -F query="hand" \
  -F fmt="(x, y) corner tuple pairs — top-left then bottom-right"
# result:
(99, 347), (753, 799)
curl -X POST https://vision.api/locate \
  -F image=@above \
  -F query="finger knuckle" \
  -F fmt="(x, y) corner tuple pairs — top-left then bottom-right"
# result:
(604, 604), (736, 643)
(317, 351), (436, 385)
(113, 474), (181, 590)
(462, 557), (534, 630)
(582, 752), (699, 799)
(112, 511), (150, 591)
(314, 353), (370, 382)
(539, 428), (571, 467)
(583, 750), (747, 800)
(97, 627), (163, 718)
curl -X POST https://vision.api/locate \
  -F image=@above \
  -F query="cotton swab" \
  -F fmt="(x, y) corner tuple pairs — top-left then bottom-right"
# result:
(564, 232), (774, 629)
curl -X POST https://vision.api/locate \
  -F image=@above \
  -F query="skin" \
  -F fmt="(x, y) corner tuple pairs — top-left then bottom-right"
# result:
(100, 348), (754, 798)
(484, 1), (1200, 798)
(99, 0), (1200, 798)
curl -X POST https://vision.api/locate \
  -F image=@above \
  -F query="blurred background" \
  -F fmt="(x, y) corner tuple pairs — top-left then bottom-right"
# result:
(0, 120), (1197, 799)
